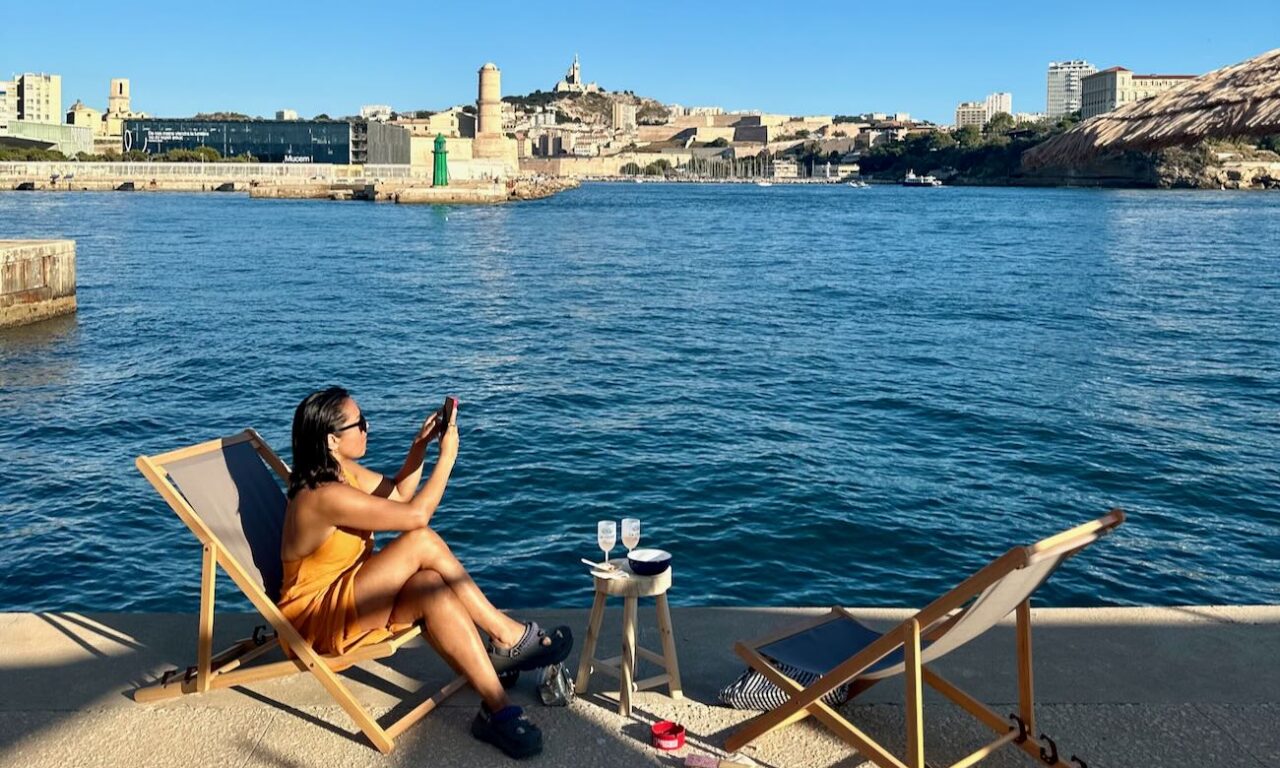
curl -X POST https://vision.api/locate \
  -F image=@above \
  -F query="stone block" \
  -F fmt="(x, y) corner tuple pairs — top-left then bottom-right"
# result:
(0, 240), (77, 329)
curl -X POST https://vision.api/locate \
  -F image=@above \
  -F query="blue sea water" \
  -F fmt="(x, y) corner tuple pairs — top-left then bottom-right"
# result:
(1, 184), (1277, 613)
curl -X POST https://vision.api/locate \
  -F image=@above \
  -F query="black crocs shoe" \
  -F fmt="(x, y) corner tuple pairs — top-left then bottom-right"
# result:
(498, 668), (521, 689)
(471, 704), (543, 760)
(489, 621), (574, 674)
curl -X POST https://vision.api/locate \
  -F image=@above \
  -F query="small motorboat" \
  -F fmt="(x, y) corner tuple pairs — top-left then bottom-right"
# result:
(902, 170), (942, 187)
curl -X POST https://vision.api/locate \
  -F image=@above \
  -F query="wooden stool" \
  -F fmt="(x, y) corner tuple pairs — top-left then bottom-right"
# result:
(575, 558), (682, 716)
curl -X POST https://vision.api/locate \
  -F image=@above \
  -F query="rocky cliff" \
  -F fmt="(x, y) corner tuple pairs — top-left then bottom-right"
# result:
(978, 142), (1280, 189)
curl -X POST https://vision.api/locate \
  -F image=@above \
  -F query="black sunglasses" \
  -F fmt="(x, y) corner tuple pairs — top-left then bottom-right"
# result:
(334, 413), (367, 434)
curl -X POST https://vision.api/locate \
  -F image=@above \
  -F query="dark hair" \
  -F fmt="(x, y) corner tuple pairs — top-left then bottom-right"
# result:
(288, 386), (351, 498)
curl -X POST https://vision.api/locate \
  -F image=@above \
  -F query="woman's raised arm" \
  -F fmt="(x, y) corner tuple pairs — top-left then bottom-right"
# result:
(389, 409), (440, 500)
(312, 415), (459, 531)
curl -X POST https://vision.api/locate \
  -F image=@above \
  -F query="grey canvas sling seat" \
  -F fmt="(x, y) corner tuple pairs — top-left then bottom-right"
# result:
(757, 544), (1064, 681)
(133, 428), (465, 754)
(725, 509), (1125, 768)
(163, 435), (288, 602)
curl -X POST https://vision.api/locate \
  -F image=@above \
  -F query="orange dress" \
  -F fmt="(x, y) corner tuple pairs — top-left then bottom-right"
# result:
(278, 468), (412, 656)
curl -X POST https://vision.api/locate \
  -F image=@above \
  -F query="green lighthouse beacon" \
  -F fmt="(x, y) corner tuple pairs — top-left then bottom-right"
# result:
(432, 133), (448, 187)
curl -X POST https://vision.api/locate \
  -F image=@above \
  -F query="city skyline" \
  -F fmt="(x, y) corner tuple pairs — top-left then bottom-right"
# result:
(2, 1), (1278, 125)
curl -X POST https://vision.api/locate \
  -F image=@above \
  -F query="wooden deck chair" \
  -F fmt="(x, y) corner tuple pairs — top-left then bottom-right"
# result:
(724, 509), (1125, 768)
(132, 428), (466, 754)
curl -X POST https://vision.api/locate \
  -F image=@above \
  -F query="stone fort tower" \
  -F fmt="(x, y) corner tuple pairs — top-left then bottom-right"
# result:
(476, 63), (501, 137)
(474, 62), (518, 167)
(108, 78), (130, 114)
(474, 62), (505, 160)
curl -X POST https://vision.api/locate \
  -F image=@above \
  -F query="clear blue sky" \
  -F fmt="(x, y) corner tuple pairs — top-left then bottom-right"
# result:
(3, 1), (1277, 125)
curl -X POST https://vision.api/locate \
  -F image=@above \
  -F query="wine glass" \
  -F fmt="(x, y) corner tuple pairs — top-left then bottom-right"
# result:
(622, 518), (641, 553)
(597, 520), (617, 566)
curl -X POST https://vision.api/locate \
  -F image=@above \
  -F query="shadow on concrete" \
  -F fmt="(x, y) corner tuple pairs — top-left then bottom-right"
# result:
(612, 697), (789, 768)
(36, 612), (147, 658)
(0, 607), (1277, 767)
(232, 685), (362, 744)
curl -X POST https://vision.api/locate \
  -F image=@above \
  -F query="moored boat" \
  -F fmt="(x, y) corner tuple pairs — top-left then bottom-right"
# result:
(902, 170), (942, 187)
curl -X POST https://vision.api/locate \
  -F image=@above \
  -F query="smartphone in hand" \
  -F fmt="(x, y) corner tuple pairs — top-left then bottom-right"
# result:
(442, 395), (458, 427)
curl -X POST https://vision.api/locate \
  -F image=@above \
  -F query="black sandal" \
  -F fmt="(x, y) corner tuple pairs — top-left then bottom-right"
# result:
(489, 621), (574, 674)
(471, 704), (542, 759)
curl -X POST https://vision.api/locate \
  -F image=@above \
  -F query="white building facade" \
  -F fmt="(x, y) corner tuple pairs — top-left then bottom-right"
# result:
(771, 158), (799, 179)
(611, 102), (637, 132)
(1080, 67), (1197, 120)
(0, 79), (16, 131)
(1046, 60), (1096, 118)
(16, 73), (63, 124)
(984, 92), (1012, 120)
(955, 101), (986, 128)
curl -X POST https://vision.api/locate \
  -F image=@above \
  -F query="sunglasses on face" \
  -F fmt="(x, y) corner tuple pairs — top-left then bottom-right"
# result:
(334, 413), (367, 434)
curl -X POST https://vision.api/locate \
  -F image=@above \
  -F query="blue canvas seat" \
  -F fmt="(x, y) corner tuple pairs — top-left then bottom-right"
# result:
(759, 613), (922, 678)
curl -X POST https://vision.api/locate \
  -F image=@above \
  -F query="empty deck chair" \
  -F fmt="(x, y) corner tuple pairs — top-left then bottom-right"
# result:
(132, 429), (465, 754)
(724, 509), (1125, 768)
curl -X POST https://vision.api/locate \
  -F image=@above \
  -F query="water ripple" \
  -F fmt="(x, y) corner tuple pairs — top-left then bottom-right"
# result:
(1, 186), (1278, 613)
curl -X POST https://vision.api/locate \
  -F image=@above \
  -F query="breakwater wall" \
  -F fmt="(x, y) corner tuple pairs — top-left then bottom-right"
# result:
(0, 162), (577, 203)
(0, 161), (414, 192)
(0, 240), (77, 329)
(0, 161), (503, 192)
(245, 176), (578, 203)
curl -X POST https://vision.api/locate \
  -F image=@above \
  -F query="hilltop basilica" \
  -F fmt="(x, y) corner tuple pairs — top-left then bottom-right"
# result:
(553, 54), (601, 94)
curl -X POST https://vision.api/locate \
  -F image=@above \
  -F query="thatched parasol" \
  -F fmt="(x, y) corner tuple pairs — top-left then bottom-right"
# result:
(1022, 48), (1280, 169)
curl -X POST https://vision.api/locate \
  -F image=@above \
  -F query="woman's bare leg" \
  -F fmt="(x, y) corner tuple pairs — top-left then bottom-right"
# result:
(353, 528), (525, 647)
(376, 569), (509, 710)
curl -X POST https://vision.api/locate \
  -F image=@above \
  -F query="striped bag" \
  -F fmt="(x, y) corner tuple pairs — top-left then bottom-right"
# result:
(717, 660), (851, 710)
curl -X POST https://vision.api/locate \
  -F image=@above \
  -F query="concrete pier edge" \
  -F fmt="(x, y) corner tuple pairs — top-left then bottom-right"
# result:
(1, 605), (1276, 767)
(0, 239), (77, 329)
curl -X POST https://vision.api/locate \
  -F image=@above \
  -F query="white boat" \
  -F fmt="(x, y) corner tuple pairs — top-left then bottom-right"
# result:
(755, 181), (773, 187)
(846, 180), (868, 188)
(902, 169), (942, 187)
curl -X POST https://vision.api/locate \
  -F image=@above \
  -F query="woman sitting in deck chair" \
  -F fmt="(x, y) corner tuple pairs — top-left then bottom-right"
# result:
(279, 386), (572, 760)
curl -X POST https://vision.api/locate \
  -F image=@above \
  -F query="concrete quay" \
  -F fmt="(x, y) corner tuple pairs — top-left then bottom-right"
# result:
(244, 181), (511, 204)
(0, 240), (76, 329)
(1, 605), (1276, 768)
(245, 177), (579, 204)
(0, 162), (579, 203)
(1, 161), (351, 193)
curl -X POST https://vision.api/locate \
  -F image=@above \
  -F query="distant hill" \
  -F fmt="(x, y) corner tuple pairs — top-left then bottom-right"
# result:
(503, 90), (668, 126)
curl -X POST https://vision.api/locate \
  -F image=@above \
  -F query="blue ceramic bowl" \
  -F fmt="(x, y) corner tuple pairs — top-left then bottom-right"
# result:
(627, 548), (671, 576)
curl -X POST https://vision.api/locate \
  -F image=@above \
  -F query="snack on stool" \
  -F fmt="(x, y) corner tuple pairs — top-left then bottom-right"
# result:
(575, 558), (682, 716)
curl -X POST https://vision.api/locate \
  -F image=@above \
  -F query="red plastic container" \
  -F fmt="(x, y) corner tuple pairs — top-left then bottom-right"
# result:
(651, 720), (687, 750)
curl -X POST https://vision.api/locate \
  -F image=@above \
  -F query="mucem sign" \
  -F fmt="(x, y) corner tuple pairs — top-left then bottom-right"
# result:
(122, 119), (352, 163)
